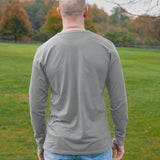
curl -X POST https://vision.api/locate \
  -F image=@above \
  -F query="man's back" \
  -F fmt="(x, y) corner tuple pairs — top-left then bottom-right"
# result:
(29, 30), (128, 155)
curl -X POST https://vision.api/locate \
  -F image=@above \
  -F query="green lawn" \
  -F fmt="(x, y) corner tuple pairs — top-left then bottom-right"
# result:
(0, 42), (160, 160)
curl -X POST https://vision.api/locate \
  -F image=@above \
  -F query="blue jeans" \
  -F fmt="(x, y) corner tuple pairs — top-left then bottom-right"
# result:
(44, 149), (112, 160)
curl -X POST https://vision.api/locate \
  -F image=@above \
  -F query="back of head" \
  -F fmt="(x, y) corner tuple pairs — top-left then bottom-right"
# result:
(59, 0), (86, 16)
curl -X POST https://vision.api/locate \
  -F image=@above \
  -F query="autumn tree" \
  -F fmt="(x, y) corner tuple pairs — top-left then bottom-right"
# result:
(90, 4), (109, 24)
(0, 0), (33, 42)
(89, 4), (108, 34)
(84, 5), (97, 33)
(0, 0), (9, 17)
(131, 15), (160, 44)
(42, 2), (62, 37)
(153, 18), (160, 41)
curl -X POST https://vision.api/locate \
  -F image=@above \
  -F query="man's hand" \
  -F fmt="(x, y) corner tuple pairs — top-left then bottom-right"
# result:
(112, 143), (124, 160)
(38, 149), (44, 160)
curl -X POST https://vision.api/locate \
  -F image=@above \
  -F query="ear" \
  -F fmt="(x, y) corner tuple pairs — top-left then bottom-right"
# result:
(83, 5), (88, 19)
(57, 7), (62, 19)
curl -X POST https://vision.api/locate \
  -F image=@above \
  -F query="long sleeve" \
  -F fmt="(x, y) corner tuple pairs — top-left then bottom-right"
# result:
(29, 48), (49, 149)
(106, 46), (128, 146)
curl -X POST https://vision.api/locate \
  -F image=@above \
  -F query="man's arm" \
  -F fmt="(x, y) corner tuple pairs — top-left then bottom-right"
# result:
(29, 49), (49, 151)
(105, 46), (128, 159)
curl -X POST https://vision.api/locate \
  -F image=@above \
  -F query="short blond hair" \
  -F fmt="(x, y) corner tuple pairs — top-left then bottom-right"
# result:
(59, 0), (86, 16)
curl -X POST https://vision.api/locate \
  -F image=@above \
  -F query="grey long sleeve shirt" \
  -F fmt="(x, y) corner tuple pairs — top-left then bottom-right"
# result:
(29, 30), (128, 155)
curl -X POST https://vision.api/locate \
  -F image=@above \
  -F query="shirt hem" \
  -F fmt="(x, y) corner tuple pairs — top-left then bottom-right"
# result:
(44, 145), (112, 155)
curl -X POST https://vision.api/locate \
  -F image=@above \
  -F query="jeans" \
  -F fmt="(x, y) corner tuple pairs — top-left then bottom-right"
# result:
(44, 149), (112, 160)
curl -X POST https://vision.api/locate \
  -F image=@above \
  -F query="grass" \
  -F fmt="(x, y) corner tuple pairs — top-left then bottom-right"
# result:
(0, 42), (160, 160)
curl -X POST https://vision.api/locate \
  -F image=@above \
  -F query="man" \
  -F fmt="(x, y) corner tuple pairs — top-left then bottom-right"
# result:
(29, 0), (128, 160)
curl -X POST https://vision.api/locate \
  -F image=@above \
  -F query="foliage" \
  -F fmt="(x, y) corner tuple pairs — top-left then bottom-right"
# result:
(105, 7), (160, 46)
(144, 37), (160, 45)
(109, 7), (130, 27)
(85, 5), (97, 33)
(109, 7), (121, 26)
(32, 31), (49, 42)
(0, 1), (159, 45)
(0, 0), (9, 17)
(42, 2), (62, 37)
(0, 0), (33, 42)
(105, 28), (135, 45)
(18, 35), (31, 43)
(131, 15), (160, 44)
(90, 4), (109, 24)
(23, 0), (54, 31)
(88, 4), (108, 34)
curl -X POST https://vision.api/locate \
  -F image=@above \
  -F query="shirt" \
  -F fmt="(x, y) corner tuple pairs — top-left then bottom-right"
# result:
(29, 30), (128, 155)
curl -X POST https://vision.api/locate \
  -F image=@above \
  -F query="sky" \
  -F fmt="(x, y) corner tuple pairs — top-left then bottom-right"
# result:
(86, 0), (160, 16)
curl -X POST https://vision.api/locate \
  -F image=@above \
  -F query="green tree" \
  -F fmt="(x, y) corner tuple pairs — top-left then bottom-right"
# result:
(109, 7), (130, 28)
(109, 7), (120, 26)
(105, 28), (135, 45)
(32, 31), (49, 42)
(0, 0), (33, 42)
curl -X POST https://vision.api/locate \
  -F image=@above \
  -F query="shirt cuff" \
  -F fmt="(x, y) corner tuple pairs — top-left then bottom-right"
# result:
(37, 143), (44, 150)
(113, 136), (125, 146)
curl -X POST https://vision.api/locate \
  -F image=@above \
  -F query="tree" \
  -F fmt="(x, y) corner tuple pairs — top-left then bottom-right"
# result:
(0, 0), (33, 42)
(131, 15), (160, 44)
(42, 2), (62, 37)
(105, 27), (135, 45)
(109, 8), (120, 26)
(85, 5), (97, 33)
(32, 31), (49, 42)
(23, 0), (55, 31)
(0, 0), (8, 17)
(109, 7), (130, 27)
(90, 4), (109, 24)
(89, 4), (109, 34)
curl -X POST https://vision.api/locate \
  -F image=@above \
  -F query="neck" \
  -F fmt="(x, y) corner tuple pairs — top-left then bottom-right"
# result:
(61, 16), (85, 32)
